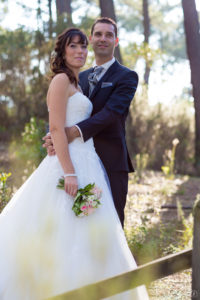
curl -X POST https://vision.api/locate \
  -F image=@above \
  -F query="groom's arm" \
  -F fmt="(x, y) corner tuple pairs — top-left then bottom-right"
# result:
(42, 71), (138, 151)
(76, 70), (138, 142)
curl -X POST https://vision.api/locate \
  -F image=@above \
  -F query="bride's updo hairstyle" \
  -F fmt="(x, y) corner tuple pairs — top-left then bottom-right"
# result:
(51, 28), (88, 87)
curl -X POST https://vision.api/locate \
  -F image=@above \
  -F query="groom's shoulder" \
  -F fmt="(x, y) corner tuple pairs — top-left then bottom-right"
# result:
(79, 68), (93, 79)
(118, 61), (138, 74)
(115, 61), (138, 80)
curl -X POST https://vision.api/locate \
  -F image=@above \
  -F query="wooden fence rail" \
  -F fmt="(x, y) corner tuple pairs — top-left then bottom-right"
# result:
(47, 248), (192, 300)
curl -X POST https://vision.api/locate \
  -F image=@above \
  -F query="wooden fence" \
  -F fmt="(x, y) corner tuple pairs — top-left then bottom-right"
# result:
(192, 195), (200, 300)
(47, 196), (200, 300)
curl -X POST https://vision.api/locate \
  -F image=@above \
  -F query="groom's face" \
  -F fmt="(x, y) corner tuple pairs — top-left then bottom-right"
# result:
(90, 23), (119, 59)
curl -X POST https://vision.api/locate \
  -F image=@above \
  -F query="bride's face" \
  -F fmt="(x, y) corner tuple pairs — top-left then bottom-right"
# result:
(64, 35), (88, 69)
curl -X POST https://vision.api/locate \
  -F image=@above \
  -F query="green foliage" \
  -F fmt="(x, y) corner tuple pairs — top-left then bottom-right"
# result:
(125, 218), (178, 264)
(0, 101), (11, 140)
(0, 172), (12, 212)
(0, 27), (32, 72)
(0, 26), (49, 131)
(127, 92), (194, 174)
(176, 201), (193, 249)
(117, 0), (186, 62)
(19, 117), (46, 162)
(10, 117), (47, 182)
(117, 0), (143, 32)
(134, 153), (149, 182)
(55, 14), (73, 35)
(125, 209), (192, 265)
(130, 42), (162, 69)
(125, 171), (196, 269)
(0, 0), (195, 176)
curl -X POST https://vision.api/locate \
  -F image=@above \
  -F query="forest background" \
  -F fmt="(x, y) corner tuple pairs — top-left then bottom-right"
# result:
(0, 0), (200, 183)
(0, 1), (200, 298)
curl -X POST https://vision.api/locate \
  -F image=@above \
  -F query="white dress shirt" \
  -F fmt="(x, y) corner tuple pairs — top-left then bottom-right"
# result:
(75, 57), (116, 141)
(92, 57), (115, 81)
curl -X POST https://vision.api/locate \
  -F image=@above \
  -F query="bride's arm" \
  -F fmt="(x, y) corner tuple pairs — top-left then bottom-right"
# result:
(47, 73), (78, 197)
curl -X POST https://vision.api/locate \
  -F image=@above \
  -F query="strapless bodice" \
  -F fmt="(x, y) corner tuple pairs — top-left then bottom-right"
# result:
(66, 92), (93, 127)
(65, 92), (95, 152)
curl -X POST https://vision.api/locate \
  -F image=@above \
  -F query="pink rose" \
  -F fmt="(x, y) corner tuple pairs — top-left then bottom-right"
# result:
(81, 205), (87, 211)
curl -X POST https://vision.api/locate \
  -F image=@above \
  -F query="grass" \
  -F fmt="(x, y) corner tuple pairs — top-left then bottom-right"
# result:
(125, 170), (199, 299)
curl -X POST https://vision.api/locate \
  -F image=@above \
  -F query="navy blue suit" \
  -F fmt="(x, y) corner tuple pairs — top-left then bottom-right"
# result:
(77, 60), (138, 226)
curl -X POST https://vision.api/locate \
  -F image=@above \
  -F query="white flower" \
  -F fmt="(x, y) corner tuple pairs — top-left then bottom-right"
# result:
(172, 138), (179, 146)
(88, 195), (95, 201)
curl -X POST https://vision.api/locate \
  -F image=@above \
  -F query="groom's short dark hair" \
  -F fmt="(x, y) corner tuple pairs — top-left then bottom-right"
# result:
(91, 17), (118, 37)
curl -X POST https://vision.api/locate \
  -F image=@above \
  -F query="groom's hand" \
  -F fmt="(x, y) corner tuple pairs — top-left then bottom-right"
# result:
(65, 126), (80, 143)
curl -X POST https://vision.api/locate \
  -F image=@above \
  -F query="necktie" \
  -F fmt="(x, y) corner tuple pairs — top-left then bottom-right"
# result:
(88, 66), (104, 97)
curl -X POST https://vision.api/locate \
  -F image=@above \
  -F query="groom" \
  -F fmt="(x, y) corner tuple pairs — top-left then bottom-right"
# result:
(44, 17), (138, 227)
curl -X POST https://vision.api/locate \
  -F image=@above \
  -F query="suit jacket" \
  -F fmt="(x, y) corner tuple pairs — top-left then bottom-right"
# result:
(77, 60), (138, 173)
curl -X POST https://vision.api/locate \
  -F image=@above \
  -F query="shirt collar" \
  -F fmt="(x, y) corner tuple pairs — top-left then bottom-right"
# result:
(93, 57), (115, 71)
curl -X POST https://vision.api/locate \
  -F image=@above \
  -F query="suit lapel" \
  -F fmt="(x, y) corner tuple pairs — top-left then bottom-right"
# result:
(90, 60), (119, 100)
(84, 80), (90, 98)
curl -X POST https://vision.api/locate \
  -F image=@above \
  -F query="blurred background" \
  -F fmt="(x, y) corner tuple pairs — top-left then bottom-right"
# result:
(1, 2), (200, 297)
(0, 0), (199, 185)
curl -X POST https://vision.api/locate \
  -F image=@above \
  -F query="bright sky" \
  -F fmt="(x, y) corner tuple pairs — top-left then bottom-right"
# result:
(1, 0), (199, 105)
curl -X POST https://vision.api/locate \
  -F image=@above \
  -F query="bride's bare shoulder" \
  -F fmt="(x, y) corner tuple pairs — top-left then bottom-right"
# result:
(50, 73), (70, 88)
(47, 73), (71, 106)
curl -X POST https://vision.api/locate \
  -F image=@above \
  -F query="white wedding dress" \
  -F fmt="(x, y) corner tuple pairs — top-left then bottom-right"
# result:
(0, 92), (149, 300)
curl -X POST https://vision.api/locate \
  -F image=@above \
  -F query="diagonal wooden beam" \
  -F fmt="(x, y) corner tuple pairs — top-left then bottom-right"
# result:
(46, 248), (192, 300)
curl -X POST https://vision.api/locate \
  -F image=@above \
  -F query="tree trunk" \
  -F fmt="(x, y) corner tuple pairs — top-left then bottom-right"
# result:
(182, 0), (200, 171)
(65, 0), (73, 27)
(37, 0), (42, 29)
(99, 0), (123, 64)
(56, 0), (73, 28)
(48, 0), (53, 39)
(143, 0), (151, 85)
(56, 0), (66, 16)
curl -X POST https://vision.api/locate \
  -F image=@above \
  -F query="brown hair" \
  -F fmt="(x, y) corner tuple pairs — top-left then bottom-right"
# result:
(91, 17), (118, 37)
(51, 28), (88, 87)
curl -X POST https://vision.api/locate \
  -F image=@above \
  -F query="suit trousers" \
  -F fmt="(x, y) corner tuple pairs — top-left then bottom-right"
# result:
(107, 171), (128, 228)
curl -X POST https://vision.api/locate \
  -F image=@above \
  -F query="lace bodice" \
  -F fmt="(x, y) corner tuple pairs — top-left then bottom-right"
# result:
(66, 92), (93, 127)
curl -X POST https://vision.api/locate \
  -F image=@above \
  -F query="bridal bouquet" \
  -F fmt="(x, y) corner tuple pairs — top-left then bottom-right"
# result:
(57, 179), (102, 217)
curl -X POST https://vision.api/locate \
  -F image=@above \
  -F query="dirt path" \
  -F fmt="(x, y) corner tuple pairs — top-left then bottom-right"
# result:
(125, 171), (200, 228)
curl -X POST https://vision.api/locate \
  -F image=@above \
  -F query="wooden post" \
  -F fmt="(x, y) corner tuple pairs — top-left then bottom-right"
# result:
(192, 194), (200, 299)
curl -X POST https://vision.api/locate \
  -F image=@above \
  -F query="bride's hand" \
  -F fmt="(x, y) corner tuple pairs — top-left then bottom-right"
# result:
(42, 133), (56, 156)
(64, 176), (78, 197)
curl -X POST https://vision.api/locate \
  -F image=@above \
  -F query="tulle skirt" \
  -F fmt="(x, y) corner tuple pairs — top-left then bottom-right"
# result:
(0, 141), (149, 299)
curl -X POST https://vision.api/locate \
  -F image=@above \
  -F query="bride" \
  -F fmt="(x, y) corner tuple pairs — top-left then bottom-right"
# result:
(0, 28), (149, 300)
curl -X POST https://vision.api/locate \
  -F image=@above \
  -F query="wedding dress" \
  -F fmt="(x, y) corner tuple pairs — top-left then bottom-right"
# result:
(0, 92), (149, 300)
